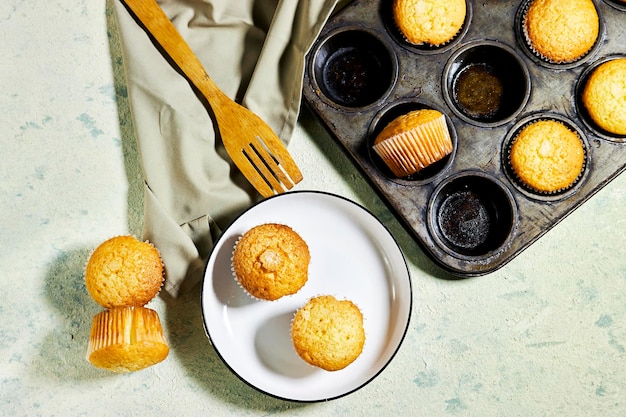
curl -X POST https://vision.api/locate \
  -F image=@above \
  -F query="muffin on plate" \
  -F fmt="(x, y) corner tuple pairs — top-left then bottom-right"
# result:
(581, 57), (626, 135)
(87, 306), (169, 373)
(509, 119), (585, 193)
(392, 0), (466, 46)
(373, 109), (453, 178)
(232, 223), (310, 301)
(85, 236), (164, 309)
(291, 295), (365, 371)
(522, 0), (599, 64)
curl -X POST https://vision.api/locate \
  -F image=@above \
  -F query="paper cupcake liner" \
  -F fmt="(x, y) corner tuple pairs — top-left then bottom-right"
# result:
(520, 0), (599, 65)
(84, 235), (165, 308)
(373, 114), (453, 177)
(505, 119), (588, 196)
(87, 306), (169, 373)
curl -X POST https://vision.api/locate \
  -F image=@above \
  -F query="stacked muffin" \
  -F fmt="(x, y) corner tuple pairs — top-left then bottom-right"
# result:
(85, 236), (169, 373)
(232, 223), (365, 371)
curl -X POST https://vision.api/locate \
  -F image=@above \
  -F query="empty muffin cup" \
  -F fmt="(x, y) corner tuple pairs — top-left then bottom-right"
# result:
(604, 0), (626, 12)
(428, 171), (517, 258)
(575, 54), (626, 143)
(309, 27), (397, 109)
(443, 40), (530, 127)
(367, 99), (457, 184)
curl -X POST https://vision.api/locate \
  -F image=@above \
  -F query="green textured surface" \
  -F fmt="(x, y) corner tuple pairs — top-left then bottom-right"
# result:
(1, 0), (625, 416)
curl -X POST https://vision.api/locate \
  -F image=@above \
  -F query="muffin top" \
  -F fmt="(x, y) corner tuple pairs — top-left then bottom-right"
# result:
(392, 0), (466, 46)
(510, 120), (585, 193)
(232, 223), (310, 301)
(291, 295), (365, 371)
(524, 0), (599, 63)
(582, 58), (626, 135)
(85, 236), (164, 308)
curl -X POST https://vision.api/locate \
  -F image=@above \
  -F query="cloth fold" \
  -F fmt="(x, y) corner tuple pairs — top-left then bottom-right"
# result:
(112, 0), (337, 297)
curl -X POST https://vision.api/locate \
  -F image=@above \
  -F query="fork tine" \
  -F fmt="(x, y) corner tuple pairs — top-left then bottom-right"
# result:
(242, 142), (287, 194)
(249, 136), (294, 189)
(254, 124), (304, 184)
(228, 151), (275, 197)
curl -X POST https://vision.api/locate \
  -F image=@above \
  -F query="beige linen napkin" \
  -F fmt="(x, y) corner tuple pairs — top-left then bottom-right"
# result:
(112, 0), (337, 297)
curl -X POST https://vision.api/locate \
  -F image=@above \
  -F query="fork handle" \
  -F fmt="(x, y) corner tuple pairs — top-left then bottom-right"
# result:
(121, 0), (229, 108)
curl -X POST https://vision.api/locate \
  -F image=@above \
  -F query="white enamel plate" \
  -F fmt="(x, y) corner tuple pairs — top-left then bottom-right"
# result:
(201, 191), (412, 402)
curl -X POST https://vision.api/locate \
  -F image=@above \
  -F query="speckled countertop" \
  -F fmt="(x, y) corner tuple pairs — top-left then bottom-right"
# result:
(1, 1), (625, 416)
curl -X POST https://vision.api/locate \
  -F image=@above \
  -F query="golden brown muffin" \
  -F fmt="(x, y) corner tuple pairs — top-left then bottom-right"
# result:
(87, 306), (169, 373)
(85, 236), (164, 308)
(523, 0), (599, 63)
(232, 223), (310, 301)
(582, 58), (626, 135)
(392, 0), (466, 46)
(372, 109), (453, 178)
(291, 295), (365, 371)
(509, 120), (585, 193)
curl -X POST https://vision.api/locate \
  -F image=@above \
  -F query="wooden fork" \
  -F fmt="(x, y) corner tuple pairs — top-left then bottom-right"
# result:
(120, 0), (303, 198)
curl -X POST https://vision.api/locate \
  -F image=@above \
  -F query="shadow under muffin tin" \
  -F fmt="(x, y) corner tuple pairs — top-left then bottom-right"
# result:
(302, 0), (626, 276)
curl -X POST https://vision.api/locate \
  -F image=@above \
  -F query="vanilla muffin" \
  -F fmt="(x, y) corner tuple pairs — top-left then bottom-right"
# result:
(509, 119), (585, 193)
(582, 57), (626, 135)
(87, 306), (169, 373)
(291, 295), (365, 371)
(392, 0), (466, 46)
(85, 236), (164, 308)
(523, 0), (599, 64)
(373, 109), (453, 178)
(232, 223), (310, 301)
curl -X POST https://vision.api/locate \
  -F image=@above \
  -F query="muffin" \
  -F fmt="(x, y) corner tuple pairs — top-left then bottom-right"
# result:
(509, 119), (585, 193)
(291, 295), (365, 371)
(85, 236), (164, 308)
(581, 57), (626, 135)
(232, 223), (310, 301)
(372, 109), (453, 178)
(392, 0), (466, 46)
(523, 0), (599, 64)
(87, 306), (169, 373)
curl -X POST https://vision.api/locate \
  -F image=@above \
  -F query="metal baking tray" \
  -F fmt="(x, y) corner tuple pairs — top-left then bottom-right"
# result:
(302, 0), (626, 276)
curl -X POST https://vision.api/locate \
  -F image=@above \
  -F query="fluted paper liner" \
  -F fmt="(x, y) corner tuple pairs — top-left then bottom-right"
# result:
(373, 114), (453, 178)
(87, 306), (169, 373)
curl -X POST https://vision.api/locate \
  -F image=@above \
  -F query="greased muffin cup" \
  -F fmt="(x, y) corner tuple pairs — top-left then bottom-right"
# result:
(231, 223), (310, 301)
(309, 27), (397, 109)
(442, 40), (531, 127)
(302, 0), (626, 276)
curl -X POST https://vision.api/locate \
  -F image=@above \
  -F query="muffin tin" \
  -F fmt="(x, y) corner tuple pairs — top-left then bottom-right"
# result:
(302, 0), (626, 276)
